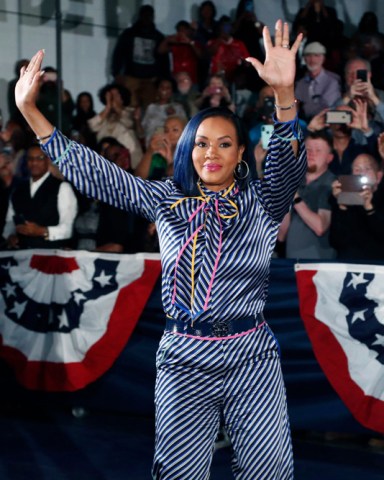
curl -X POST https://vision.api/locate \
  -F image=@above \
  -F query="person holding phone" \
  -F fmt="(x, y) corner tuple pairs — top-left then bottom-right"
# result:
(307, 101), (380, 176)
(135, 115), (187, 181)
(329, 153), (384, 261)
(14, 20), (306, 478)
(339, 57), (384, 132)
(195, 73), (235, 112)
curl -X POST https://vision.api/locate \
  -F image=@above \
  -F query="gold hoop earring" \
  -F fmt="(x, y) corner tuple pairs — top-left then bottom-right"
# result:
(234, 160), (249, 180)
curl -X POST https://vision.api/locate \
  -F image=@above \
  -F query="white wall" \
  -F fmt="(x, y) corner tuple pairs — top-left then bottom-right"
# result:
(0, 0), (383, 122)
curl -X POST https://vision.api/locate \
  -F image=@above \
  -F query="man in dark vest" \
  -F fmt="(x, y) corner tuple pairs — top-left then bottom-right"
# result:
(3, 144), (77, 249)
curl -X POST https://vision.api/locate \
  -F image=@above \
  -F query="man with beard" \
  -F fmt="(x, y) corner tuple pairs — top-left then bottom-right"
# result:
(278, 131), (336, 259)
(295, 42), (341, 121)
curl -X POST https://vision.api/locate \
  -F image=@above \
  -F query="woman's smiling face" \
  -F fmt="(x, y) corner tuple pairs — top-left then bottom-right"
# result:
(192, 116), (245, 192)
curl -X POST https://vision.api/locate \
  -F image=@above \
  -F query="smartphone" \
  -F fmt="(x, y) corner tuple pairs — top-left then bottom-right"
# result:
(339, 174), (369, 192)
(325, 110), (352, 124)
(261, 124), (274, 149)
(209, 87), (222, 95)
(337, 175), (370, 206)
(356, 69), (368, 82)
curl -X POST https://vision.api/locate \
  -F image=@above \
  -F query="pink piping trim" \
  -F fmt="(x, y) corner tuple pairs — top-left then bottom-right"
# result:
(188, 201), (205, 222)
(173, 322), (266, 341)
(172, 187), (239, 316)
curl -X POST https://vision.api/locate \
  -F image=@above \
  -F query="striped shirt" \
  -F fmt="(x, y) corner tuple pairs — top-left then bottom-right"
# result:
(42, 121), (306, 325)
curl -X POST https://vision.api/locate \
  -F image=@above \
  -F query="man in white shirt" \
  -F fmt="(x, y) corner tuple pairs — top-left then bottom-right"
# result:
(3, 144), (77, 249)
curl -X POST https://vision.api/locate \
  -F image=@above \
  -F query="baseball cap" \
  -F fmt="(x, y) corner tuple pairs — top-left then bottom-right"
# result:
(303, 42), (326, 55)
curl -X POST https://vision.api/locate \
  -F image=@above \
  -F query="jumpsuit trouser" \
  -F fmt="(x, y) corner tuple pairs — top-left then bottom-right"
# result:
(152, 323), (293, 480)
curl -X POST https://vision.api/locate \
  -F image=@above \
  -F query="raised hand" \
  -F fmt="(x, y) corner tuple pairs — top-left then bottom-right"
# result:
(245, 20), (302, 92)
(15, 50), (45, 113)
(14, 50), (56, 140)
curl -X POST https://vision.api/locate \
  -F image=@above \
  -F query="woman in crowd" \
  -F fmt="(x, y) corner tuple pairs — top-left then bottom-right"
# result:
(71, 91), (97, 148)
(195, 73), (235, 111)
(88, 83), (143, 169)
(135, 115), (187, 180)
(138, 78), (187, 147)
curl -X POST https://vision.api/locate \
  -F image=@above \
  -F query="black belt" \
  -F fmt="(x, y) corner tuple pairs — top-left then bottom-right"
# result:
(165, 313), (265, 338)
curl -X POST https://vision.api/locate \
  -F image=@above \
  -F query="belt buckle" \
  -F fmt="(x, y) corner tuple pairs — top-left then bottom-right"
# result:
(212, 320), (230, 337)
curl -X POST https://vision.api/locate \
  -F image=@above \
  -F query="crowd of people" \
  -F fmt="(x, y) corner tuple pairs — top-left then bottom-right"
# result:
(1, 0), (384, 262)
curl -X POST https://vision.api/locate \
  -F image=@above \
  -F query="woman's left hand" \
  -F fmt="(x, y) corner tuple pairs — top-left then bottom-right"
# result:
(245, 20), (302, 91)
(15, 50), (44, 113)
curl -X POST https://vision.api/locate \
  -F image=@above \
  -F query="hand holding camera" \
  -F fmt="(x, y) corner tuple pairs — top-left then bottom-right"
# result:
(307, 108), (328, 131)
(347, 97), (370, 133)
(322, 100), (369, 133)
(350, 69), (379, 106)
(325, 110), (352, 125)
(149, 132), (171, 161)
(209, 86), (222, 95)
(351, 73), (369, 99)
(334, 174), (373, 207)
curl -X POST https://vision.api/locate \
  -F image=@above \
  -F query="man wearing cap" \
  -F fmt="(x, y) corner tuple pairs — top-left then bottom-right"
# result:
(295, 41), (341, 121)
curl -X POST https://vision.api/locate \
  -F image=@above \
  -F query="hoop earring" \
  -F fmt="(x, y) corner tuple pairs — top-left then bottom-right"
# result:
(234, 160), (249, 180)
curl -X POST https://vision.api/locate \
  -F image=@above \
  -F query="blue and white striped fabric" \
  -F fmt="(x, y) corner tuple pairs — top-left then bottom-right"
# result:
(43, 121), (306, 325)
(153, 324), (293, 479)
(42, 120), (306, 479)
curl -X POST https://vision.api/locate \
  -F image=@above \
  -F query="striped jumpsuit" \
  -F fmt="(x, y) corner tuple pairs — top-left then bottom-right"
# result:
(43, 119), (306, 480)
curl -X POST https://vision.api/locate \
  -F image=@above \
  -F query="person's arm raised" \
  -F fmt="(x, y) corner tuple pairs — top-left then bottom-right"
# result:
(15, 49), (55, 143)
(245, 20), (302, 123)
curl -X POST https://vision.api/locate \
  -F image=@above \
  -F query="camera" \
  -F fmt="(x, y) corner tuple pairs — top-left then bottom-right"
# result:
(339, 175), (369, 192)
(325, 110), (352, 124)
(356, 69), (368, 82)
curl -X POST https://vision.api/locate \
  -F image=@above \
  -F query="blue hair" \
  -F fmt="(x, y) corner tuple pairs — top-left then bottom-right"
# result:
(173, 107), (257, 196)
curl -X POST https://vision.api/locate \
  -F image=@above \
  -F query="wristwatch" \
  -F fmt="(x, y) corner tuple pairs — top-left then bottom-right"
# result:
(43, 228), (49, 240)
(294, 196), (303, 204)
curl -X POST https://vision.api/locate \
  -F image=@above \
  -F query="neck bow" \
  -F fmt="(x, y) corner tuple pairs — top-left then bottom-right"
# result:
(170, 181), (239, 323)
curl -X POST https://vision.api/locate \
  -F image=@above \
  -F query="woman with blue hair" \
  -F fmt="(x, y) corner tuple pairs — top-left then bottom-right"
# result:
(15, 19), (306, 480)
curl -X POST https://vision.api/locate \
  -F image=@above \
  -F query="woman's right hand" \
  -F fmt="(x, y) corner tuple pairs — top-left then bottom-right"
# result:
(15, 50), (45, 113)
